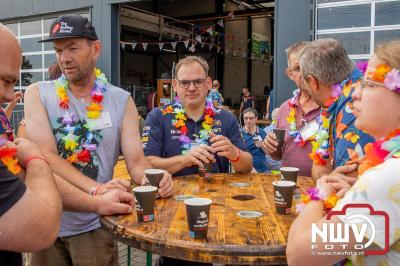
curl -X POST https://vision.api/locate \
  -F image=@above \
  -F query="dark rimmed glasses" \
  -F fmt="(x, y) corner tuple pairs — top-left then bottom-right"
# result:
(177, 78), (206, 89)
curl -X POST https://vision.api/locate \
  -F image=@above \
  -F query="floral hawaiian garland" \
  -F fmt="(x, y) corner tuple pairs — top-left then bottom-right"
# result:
(161, 97), (217, 154)
(296, 187), (338, 213)
(309, 69), (361, 166)
(55, 68), (107, 164)
(286, 89), (311, 146)
(0, 138), (21, 175)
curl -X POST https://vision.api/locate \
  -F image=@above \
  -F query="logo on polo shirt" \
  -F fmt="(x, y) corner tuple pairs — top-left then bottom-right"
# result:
(52, 23), (61, 34)
(59, 22), (74, 34)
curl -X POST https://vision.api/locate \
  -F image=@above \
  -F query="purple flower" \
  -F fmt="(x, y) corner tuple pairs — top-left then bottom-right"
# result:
(179, 134), (190, 144)
(331, 84), (342, 98)
(0, 138), (7, 146)
(83, 143), (97, 151)
(384, 69), (400, 93)
(356, 61), (368, 75)
(61, 112), (75, 125)
(306, 187), (321, 200)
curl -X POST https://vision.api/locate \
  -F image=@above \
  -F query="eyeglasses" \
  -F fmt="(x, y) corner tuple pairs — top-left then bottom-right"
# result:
(360, 77), (385, 89)
(243, 116), (256, 120)
(287, 65), (300, 74)
(177, 78), (206, 89)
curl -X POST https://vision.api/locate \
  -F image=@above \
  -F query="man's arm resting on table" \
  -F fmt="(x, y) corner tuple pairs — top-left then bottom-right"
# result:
(0, 159), (62, 252)
(54, 174), (133, 215)
(24, 84), (99, 193)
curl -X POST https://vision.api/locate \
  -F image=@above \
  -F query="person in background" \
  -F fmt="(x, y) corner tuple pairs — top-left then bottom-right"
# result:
(208, 79), (224, 108)
(239, 87), (255, 116)
(263, 41), (320, 177)
(263, 108), (281, 171)
(287, 39), (400, 266)
(240, 108), (269, 173)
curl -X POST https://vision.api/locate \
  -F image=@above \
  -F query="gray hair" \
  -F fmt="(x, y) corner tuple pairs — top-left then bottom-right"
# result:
(242, 107), (258, 118)
(174, 55), (209, 78)
(299, 38), (353, 86)
(285, 41), (308, 65)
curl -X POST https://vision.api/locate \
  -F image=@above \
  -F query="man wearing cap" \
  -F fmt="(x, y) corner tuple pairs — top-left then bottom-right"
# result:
(24, 14), (174, 266)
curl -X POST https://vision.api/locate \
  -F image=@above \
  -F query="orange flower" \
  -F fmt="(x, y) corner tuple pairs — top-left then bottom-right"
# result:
(204, 115), (213, 125)
(371, 64), (391, 83)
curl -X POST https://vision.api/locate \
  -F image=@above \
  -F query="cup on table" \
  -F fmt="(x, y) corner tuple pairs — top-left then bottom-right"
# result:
(132, 186), (158, 222)
(184, 197), (212, 239)
(272, 180), (296, 215)
(280, 167), (299, 184)
(273, 128), (286, 156)
(145, 169), (164, 187)
(199, 162), (212, 181)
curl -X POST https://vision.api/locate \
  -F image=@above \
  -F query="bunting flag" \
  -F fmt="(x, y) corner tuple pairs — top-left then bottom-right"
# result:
(142, 43), (148, 51)
(171, 42), (177, 50)
(201, 42), (205, 48)
(131, 43), (137, 51)
(189, 44), (196, 52)
(195, 35), (202, 43)
(228, 11), (235, 19)
(207, 28), (214, 35)
(121, 42), (126, 49)
(217, 19), (224, 28)
(158, 43), (164, 51)
(183, 40), (190, 49)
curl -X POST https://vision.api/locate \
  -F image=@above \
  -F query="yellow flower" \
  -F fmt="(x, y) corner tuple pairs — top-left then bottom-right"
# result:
(65, 138), (79, 151)
(322, 117), (329, 128)
(87, 110), (101, 119)
(175, 112), (186, 120)
(95, 68), (101, 77)
(202, 121), (212, 131)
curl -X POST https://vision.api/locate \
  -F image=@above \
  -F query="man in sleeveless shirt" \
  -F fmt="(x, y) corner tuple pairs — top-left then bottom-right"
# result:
(24, 15), (174, 266)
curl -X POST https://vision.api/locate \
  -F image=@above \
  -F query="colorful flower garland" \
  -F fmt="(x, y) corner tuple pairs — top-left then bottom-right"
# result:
(162, 97), (217, 154)
(286, 89), (309, 146)
(296, 187), (338, 213)
(362, 63), (400, 93)
(358, 128), (400, 175)
(55, 68), (107, 164)
(309, 70), (361, 166)
(0, 138), (21, 175)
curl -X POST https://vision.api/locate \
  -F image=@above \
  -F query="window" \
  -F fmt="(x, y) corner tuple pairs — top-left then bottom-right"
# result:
(2, 10), (90, 95)
(315, 0), (400, 61)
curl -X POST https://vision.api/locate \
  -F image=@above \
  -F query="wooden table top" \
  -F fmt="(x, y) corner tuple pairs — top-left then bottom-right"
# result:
(102, 164), (314, 265)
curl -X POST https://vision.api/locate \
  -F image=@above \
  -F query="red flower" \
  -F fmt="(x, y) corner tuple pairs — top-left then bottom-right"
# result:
(77, 149), (91, 163)
(92, 94), (104, 103)
(59, 100), (69, 109)
(0, 147), (17, 158)
(180, 125), (188, 135)
(204, 108), (215, 116)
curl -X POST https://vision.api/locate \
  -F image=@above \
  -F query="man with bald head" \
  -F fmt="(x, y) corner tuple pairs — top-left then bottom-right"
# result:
(0, 23), (62, 265)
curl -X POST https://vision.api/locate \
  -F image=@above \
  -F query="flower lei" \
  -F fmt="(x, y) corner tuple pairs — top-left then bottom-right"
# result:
(358, 128), (400, 175)
(359, 62), (400, 93)
(55, 68), (107, 164)
(0, 138), (21, 175)
(296, 187), (338, 213)
(286, 89), (312, 146)
(309, 70), (361, 165)
(161, 97), (217, 154)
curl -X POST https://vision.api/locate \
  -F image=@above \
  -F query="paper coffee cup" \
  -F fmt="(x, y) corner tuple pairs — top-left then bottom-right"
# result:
(280, 167), (299, 184)
(272, 180), (296, 215)
(273, 128), (286, 156)
(145, 169), (164, 188)
(184, 197), (212, 239)
(133, 186), (158, 222)
(199, 162), (212, 180)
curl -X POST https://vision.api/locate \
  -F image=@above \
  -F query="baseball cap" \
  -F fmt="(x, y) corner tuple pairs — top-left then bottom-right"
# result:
(39, 14), (98, 43)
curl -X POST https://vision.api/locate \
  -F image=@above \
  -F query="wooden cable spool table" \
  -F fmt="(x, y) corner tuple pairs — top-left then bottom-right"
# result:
(102, 170), (314, 265)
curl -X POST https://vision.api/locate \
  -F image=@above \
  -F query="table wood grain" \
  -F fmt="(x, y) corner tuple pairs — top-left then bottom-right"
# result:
(102, 162), (314, 265)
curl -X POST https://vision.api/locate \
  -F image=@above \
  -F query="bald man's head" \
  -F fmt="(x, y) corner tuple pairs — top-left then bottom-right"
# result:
(0, 23), (22, 105)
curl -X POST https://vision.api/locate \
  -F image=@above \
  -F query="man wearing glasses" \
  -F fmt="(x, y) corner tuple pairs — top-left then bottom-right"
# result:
(264, 41), (320, 176)
(142, 56), (252, 178)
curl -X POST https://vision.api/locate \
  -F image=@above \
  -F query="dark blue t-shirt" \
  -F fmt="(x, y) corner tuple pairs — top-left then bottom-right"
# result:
(240, 128), (268, 172)
(142, 105), (247, 177)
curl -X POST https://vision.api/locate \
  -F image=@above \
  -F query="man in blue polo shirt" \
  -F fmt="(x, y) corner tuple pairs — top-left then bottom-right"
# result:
(142, 55), (252, 178)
